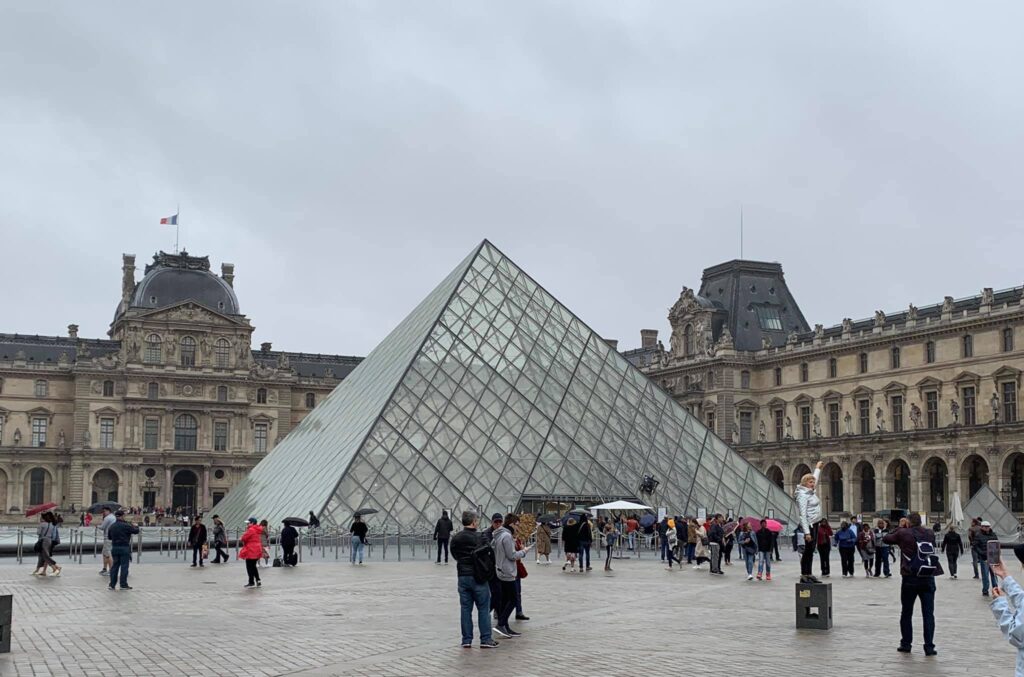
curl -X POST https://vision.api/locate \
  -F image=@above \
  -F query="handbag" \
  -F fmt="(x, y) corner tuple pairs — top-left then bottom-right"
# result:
(201, 543), (209, 558)
(516, 558), (528, 579)
(33, 540), (42, 553)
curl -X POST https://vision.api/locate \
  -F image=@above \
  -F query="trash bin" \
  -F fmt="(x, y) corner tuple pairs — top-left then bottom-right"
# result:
(795, 582), (832, 630)
(0, 594), (11, 652)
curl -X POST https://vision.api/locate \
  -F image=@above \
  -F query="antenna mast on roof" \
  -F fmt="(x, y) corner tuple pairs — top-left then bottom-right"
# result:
(739, 206), (744, 259)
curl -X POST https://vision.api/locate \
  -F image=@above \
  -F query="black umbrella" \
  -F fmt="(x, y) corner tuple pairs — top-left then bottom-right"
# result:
(283, 517), (309, 527)
(537, 513), (559, 523)
(639, 514), (657, 527)
(88, 501), (121, 513)
(354, 508), (378, 517)
(567, 508), (589, 516)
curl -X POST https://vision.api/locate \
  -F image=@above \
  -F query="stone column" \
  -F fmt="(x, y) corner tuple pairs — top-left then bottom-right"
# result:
(5, 474), (18, 512)
(843, 467), (856, 516)
(202, 466), (211, 511)
(165, 467), (173, 510)
(81, 464), (92, 508)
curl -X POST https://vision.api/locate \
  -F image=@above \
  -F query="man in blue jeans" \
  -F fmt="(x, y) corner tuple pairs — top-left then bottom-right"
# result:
(450, 510), (498, 649)
(883, 513), (941, 656)
(106, 510), (139, 590)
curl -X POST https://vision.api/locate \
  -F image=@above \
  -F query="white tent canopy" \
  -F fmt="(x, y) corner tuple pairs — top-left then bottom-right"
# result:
(588, 500), (653, 511)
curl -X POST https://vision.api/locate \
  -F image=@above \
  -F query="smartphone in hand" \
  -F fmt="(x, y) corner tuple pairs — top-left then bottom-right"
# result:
(988, 540), (1002, 565)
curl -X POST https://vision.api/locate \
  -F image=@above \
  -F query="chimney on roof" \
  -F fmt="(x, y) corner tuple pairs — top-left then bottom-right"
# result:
(606, 339), (619, 351)
(221, 262), (235, 288)
(640, 329), (659, 349)
(67, 324), (79, 339)
(260, 342), (272, 353)
(121, 254), (136, 304)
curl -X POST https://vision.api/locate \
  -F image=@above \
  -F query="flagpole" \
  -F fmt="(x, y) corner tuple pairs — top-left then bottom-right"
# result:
(176, 203), (180, 254)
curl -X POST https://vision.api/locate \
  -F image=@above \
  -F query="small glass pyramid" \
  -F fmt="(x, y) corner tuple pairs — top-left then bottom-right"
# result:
(213, 241), (799, 531)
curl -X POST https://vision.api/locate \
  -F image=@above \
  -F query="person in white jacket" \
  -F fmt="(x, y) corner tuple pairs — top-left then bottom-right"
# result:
(795, 460), (825, 584)
(991, 548), (1024, 677)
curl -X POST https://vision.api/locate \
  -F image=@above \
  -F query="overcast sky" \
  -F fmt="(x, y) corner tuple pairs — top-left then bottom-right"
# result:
(3, 2), (1023, 356)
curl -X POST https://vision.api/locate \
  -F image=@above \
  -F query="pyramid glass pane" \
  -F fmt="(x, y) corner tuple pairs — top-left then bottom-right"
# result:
(213, 240), (798, 531)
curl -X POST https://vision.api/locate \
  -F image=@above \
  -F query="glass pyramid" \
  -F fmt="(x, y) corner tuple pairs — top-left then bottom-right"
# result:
(213, 241), (798, 532)
(963, 485), (1020, 542)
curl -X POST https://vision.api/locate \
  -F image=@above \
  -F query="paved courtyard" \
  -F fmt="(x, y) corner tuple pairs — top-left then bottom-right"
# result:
(0, 550), (1012, 677)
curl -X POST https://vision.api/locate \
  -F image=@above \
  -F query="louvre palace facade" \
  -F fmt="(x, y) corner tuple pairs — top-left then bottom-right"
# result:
(0, 251), (361, 515)
(623, 260), (1024, 523)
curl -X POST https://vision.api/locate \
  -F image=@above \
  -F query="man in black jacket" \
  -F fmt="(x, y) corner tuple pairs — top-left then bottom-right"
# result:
(434, 511), (454, 565)
(451, 510), (498, 649)
(708, 515), (725, 575)
(280, 522), (299, 566)
(973, 521), (1000, 597)
(883, 513), (942, 656)
(107, 510), (140, 591)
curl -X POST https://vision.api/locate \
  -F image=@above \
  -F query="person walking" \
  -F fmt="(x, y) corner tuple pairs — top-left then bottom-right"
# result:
(188, 516), (208, 568)
(817, 520), (834, 578)
(875, 519), (893, 578)
(578, 514), (593, 572)
(883, 513), (941, 656)
(211, 515), (229, 564)
(492, 513), (530, 639)
(692, 520), (710, 570)
(239, 517), (264, 588)
(350, 514), (368, 565)
(796, 461), (825, 584)
(708, 515), (725, 575)
(685, 518), (697, 564)
(974, 521), (1000, 597)
(836, 521), (857, 577)
(106, 510), (138, 590)
(602, 519), (618, 572)
(280, 521), (298, 566)
(626, 515), (639, 551)
(434, 510), (454, 565)
(98, 506), (115, 577)
(561, 514), (580, 573)
(664, 519), (680, 571)
(259, 519), (271, 567)
(969, 518), (982, 579)
(990, 549), (1024, 676)
(756, 519), (773, 581)
(31, 512), (61, 577)
(451, 509), (498, 649)
(535, 520), (552, 565)
(737, 522), (757, 580)
(941, 524), (964, 580)
(858, 522), (877, 577)
(657, 516), (670, 562)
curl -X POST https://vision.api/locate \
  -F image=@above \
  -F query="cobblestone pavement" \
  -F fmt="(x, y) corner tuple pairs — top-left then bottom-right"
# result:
(0, 550), (1011, 677)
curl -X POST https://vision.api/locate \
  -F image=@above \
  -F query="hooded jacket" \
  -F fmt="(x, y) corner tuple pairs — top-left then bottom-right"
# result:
(433, 515), (454, 540)
(239, 524), (264, 560)
(492, 526), (526, 582)
(795, 467), (822, 534)
(990, 575), (1024, 677)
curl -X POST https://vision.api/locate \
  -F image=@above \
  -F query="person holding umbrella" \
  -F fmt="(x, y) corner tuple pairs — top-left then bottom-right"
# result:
(796, 460), (825, 584)
(350, 513), (369, 565)
(280, 520), (299, 566)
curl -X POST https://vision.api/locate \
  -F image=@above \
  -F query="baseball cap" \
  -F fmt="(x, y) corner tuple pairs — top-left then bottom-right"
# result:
(491, 513), (504, 521)
(981, 520), (992, 527)
(248, 517), (258, 524)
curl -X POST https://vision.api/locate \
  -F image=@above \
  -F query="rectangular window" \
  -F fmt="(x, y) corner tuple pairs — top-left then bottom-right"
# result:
(1004, 328), (1015, 353)
(828, 358), (837, 379)
(1003, 381), (1018, 424)
(774, 409), (784, 441)
(144, 419), (159, 450)
(926, 341), (936, 364)
(99, 418), (114, 449)
(739, 411), (752, 444)
(34, 380), (48, 398)
(800, 406), (811, 439)
(740, 371), (750, 389)
(800, 363), (809, 383)
(891, 347), (900, 369)
(214, 421), (229, 451)
(926, 391), (939, 428)
(755, 305), (783, 331)
(103, 380), (114, 397)
(858, 399), (870, 435)
(148, 382), (159, 400)
(0, 416), (4, 445)
(963, 386), (976, 426)
(891, 395), (904, 433)
(774, 368), (782, 387)
(31, 417), (47, 447)
(963, 335), (973, 358)
(254, 423), (268, 453)
(859, 353), (868, 374)
(828, 402), (840, 437)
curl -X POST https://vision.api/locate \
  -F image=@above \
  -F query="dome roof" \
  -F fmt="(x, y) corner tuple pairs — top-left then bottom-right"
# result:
(120, 251), (240, 319)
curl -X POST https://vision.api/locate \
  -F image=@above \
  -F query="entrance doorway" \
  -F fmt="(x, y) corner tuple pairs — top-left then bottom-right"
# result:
(172, 469), (199, 513)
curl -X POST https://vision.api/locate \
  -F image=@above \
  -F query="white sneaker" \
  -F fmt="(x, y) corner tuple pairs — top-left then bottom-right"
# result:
(747, 575), (754, 580)
(692, 565), (703, 570)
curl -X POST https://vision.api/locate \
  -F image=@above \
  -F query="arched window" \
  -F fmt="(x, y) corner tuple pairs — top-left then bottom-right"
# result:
(34, 380), (48, 397)
(174, 414), (198, 451)
(180, 336), (197, 367)
(257, 388), (268, 404)
(29, 468), (47, 505)
(145, 334), (163, 363)
(683, 325), (694, 356)
(305, 392), (316, 408)
(102, 380), (114, 397)
(214, 339), (231, 368)
(217, 386), (228, 402)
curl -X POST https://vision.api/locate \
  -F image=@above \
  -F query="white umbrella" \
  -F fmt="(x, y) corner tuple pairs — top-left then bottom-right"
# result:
(951, 490), (964, 526)
(588, 500), (653, 511)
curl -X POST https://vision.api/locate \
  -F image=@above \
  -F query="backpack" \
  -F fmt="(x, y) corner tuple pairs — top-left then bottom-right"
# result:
(471, 542), (496, 584)
(904, 536), (942, 577)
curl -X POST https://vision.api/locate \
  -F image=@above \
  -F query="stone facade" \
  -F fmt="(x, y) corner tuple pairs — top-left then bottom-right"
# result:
(624, 260), (1024, 522)
(0, 251), (361, 514)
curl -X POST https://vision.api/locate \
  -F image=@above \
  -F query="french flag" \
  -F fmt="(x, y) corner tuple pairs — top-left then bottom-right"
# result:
(159, 214), (178, 225)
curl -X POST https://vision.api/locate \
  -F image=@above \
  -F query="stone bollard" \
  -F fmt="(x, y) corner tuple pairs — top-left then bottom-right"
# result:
(795, 582), (833, 630)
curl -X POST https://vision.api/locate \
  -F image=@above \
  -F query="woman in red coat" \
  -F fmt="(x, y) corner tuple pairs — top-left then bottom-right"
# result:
(239, 517), (264, 588)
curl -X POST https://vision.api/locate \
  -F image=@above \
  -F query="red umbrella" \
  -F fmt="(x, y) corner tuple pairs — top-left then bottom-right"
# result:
(25, 502), (57, 518)
(740, 516), (763, 532)
(765, 519), (783, 533)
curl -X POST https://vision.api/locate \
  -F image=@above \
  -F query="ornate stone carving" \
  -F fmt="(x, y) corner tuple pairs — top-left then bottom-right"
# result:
(909, 403), (922, 430)
(784, 416), (793, 439)
(814, 324), (824, 339)
(841, 318), (853, 333)
(844, 411), (853, 435)
(982, 287), (994, 306)
(907, 304), (918, 321)
(758, 420), (766, 443)
(813, 414), (822, 438)
(715, 327), (734, 351)
(786, 330), (798, 345)
(874, 310), (885, 328)
(875, 407), (886, 432)
(950, 399), (960, 425)
(991, 392), (1000, 423)
(761, 336), (773, 350)
(941, 296), (954, 315)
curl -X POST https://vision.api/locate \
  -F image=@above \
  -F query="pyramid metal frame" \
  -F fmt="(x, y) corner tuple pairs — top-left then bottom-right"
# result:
(213, 241), (799, 532)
